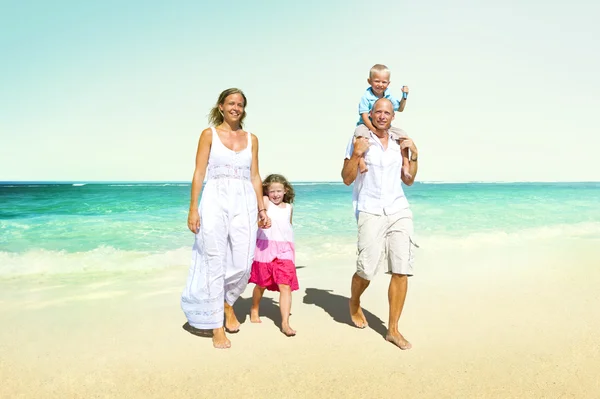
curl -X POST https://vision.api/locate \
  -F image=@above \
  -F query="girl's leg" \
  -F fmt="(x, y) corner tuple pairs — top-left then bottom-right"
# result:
(278, 284), (296, 336)
(250, 285), (266, 323)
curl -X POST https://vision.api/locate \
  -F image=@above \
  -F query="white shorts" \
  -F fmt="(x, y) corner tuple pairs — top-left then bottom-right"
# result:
(356, 209), (418, 280)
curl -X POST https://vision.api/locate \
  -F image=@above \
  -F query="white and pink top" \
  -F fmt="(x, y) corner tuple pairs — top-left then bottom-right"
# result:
(254, 201), (295, 264)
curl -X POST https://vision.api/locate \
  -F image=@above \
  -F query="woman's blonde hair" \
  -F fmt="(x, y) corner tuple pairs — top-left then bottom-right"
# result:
(263, 174), (295, 204)
(208, 88), (248, 127)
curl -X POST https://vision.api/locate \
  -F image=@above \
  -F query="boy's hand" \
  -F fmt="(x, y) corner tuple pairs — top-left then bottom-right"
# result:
(402, 86), (409, 94)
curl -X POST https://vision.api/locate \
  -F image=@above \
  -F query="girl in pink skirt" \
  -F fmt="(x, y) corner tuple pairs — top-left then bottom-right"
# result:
(249, 174), (299, 336)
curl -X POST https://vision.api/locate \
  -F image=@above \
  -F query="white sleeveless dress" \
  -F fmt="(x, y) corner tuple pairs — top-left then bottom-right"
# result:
(181, 127), (258, 329)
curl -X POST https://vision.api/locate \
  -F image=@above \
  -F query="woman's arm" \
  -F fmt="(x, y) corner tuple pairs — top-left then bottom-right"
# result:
(187, 128), (212, 233)
(250, 134), (270, 227)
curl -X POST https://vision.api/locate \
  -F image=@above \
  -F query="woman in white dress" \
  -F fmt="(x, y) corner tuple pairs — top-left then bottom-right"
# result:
(181, 88), (270, 349)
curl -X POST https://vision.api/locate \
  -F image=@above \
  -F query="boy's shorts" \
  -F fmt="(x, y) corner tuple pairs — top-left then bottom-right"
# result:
(354, 124), (409, 141)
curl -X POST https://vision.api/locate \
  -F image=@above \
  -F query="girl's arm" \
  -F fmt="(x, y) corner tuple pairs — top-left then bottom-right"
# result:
(250, 134), (270, 228)
(290, 204), (293, 225)
(187, 128), (212, 233)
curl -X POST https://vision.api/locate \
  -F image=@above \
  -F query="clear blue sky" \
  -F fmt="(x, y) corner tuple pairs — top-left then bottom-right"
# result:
(1, 0), (599, 182)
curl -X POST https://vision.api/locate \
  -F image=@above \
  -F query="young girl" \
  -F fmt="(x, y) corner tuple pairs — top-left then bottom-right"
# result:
(249, 174), (299, 336)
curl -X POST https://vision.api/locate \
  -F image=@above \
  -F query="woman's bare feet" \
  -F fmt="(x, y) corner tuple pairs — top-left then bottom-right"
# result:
(349, 299), (368, 328)
(212, 327), (231, 349)
(385, 331), (412, 350)
(250, 306), (261, 323)
(224, 303), (240, 333)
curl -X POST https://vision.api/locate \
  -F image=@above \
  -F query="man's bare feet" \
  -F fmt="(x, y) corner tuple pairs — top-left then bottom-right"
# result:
(385, 332), (412, 350)
(212, 327), (231, 349)
(281, 324), (296, 337)
(250, 306), (261, 323)
(224, 303), (240, 333)
(349, 299), (368, 328)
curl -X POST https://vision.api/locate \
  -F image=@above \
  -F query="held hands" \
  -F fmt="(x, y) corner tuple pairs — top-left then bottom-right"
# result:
(258, 209), (271, 229)
(187, 210), (200, 233)
(402, 86), (409, 94)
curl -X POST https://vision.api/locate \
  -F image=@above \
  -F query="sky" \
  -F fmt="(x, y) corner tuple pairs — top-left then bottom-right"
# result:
(1, 0), (599, 182)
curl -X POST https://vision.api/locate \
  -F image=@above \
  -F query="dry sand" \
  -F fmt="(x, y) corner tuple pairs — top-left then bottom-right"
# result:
(1, 241), (599, 398)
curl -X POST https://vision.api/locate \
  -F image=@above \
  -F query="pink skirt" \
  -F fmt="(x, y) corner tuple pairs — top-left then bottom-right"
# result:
(249, 258), (299, 292)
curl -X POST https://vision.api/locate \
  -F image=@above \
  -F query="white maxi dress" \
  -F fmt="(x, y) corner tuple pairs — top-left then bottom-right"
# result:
(181, 127), (258, 329)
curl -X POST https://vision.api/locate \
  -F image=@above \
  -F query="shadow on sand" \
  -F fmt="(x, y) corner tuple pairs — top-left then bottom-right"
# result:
(302, 288), (387, 338)
(182, 294), (285, 337)
(233, 295), (282, 328)
(182, 322), (213, 338)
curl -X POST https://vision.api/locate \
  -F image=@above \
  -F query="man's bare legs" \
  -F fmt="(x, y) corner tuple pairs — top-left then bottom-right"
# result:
(224, 302), (240, 333)
(386, 273), (411, 349)
(278, 284), (296, 336)
(349, 272), (371, 328)
(250, 285), (265, 323)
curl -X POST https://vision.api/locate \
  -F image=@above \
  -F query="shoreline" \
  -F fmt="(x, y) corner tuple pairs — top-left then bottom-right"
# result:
(2, 241), (599, 398)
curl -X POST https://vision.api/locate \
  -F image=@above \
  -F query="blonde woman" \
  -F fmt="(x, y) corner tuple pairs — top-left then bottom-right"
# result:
(181, 88), (270, 349)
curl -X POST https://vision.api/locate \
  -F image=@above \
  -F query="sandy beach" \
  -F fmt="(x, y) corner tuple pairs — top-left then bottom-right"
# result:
(1, 238), (599, 399)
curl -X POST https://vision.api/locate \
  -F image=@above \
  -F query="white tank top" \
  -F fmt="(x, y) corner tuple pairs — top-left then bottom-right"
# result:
(206, 127), (252, 181)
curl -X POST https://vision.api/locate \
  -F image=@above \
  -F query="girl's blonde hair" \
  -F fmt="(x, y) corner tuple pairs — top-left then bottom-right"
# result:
(263, 174), (295, 204)
(208, 88), (248, 127)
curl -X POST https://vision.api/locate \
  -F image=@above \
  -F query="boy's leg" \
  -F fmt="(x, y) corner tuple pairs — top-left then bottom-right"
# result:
(250, 285), (266, 323)
(389, 127), (412, 179)
(389, 126), (408, 141)
(401, 147), (412, 180)
(278, 284), (296, 336)
(354, 124), (370, 173)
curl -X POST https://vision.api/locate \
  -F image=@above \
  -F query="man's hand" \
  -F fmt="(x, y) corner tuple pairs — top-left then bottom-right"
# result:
(399, 137), (417, 158)
(353, 137), (371, 157)
(402, 86), (409, 94)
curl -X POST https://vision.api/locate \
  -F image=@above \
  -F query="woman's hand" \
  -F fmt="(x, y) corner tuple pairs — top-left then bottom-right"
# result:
(258, 209), (271, 229)
(187, 209), (200, 233)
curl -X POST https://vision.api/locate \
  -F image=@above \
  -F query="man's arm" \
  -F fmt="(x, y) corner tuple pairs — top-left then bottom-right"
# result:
(342, 154), (362, 186)
(341, 137), (370, 186)
(400, 138), (418, 186)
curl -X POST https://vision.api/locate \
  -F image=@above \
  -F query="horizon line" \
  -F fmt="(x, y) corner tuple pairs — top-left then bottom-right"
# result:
(1, 180), (599, 184)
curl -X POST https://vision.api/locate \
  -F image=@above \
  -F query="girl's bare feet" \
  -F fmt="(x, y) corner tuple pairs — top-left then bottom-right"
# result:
(281, 323), (296, 337)
(250, 306), (261, 323)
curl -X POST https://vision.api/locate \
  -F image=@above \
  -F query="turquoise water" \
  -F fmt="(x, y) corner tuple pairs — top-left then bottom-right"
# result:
(1, 182), (599, 276)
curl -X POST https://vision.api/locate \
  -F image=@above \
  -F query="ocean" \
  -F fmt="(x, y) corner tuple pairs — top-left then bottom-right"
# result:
(1, 182), (599, 277)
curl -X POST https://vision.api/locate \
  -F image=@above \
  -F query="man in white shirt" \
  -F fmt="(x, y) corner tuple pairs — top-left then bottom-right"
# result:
(341, 98), (419, 350)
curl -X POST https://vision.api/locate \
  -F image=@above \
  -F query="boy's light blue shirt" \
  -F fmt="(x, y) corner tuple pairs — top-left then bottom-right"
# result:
(357, 87), (402, 126)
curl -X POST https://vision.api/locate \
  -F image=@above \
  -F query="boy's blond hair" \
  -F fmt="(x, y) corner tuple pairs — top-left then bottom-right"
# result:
(369, 64), (391, 79)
